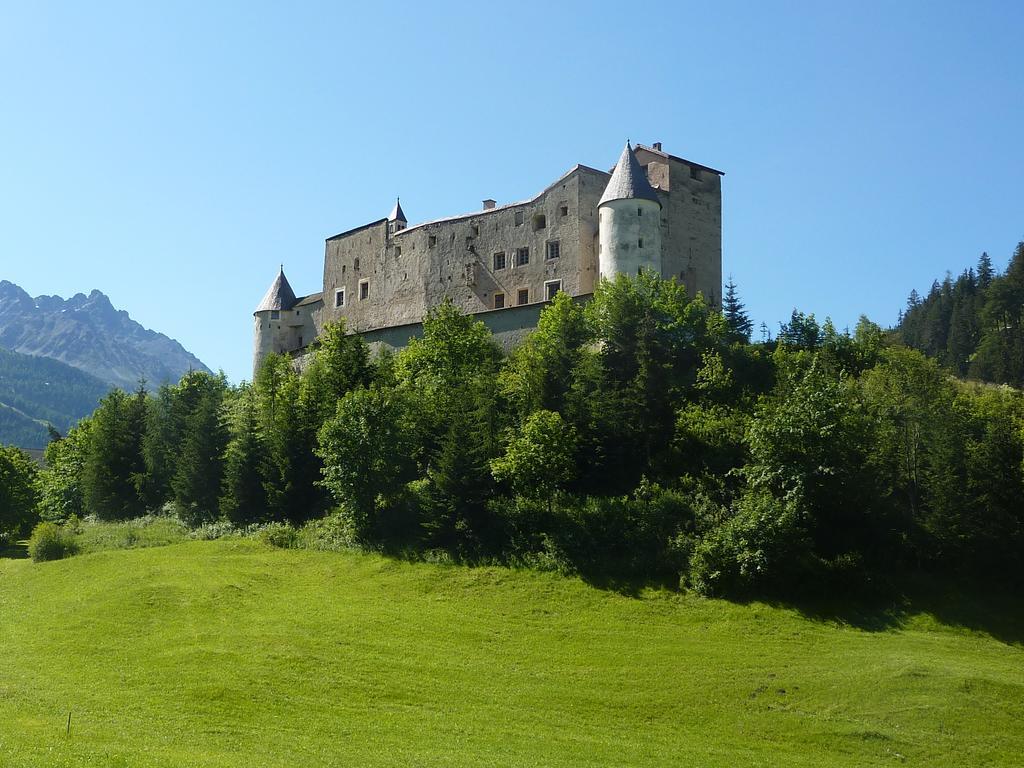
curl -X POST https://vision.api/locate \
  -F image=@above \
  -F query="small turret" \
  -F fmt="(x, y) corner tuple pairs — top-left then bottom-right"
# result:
(388, 197), (407, 235)
(253, 266), (298, 377)
(597, 141), (663, 280)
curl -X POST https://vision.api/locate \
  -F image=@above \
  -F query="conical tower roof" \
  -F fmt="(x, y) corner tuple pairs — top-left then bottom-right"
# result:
(598, 141), (661, 207)
(256, 267), (298, 313)
(388, 197), (407, 223)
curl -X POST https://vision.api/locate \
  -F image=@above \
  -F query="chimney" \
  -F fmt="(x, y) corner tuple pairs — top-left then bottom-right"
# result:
(483, 199), (496, 210)
(653, 142), (662, 151)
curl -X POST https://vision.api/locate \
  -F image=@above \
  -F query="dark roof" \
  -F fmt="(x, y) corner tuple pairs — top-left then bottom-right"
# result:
(599, 142), (661, 207)
(388, 198), (407, 223)
(633, 143), (725, 176)
(326, 217), (388, 242)
(295, 292), (323, 307)
(256, 268), (298, 313)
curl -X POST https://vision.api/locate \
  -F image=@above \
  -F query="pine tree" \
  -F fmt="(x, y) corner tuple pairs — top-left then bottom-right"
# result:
(977, 251), (994, 289)
(221, 384), (268, 525)
(172, 379), (229, 524)
(723, 276), (753, 343)
(83, 387), (149, 520)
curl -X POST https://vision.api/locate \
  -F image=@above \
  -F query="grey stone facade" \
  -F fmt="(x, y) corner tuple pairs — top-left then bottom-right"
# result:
(253, 142), (723, 376)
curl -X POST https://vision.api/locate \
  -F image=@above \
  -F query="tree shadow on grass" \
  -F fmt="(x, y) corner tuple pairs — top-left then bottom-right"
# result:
(756, 573), (1024, 646)
(0, 539), (29, 559)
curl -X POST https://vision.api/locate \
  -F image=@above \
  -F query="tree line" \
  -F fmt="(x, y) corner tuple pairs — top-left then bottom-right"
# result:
(2, 271), (1022, 596)
(898, 242), (1024, 386)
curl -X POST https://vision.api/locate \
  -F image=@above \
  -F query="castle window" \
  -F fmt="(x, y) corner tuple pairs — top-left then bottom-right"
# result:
(638, 207), (643, 216)
(355, 258), (361, 270)
(544, 280), (562, 301)
(690, 165), (701, 181)
(517, 288), (529, 305)
(514, 210), (524, 226)
(429, 235), (437, 247)
(342, 265), (346, 275)
(493, 292), (505, 309)
(638, 238), (644, 249)
(493, 252), (506, 271)
(359, 280), (369, 301)
(395, 246), (402, 256)
(515, 247), (530, 267)
(560, 204), (568, 217)
(270, 310), (280, 320)
(532, 214), (546, 232)
(546, 240), (560, 260)
(472, 225), (480, 236)
(298, 335), (303, 346)
(335, 288), (346, 308)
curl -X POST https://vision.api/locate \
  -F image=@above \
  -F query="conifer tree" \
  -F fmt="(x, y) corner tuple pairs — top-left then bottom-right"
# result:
(172, 377), (229, 524)
(83, 386), (149, 520)
(722, 276), (753, 343)
(221, 384), (268, 525)
(977, 251), (994, 289)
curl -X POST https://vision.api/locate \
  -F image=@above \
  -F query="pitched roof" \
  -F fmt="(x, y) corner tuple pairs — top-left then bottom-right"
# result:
(388, 197), (407, 223)
(598, 142), (661, 207)
(255, 268), (298, 313)
(295, 292), (323, 307)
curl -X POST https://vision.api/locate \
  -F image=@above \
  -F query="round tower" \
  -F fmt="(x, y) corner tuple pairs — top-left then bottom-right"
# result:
(598, 141), (662, 280)
(253, 266), (297, 378)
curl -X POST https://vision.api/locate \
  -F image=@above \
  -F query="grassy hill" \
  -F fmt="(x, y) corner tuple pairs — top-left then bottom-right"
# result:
(0, 541), (1021, 767)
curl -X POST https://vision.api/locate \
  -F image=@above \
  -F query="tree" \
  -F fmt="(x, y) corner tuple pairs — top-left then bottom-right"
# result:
(977, 251), (994, 289)
(0, 445), (39, 539)
(501, 291), (590, 416)
(171, 376), (229, 524)
(221, 384), (268, 525)
(82, 387), (149, 520)
(316, 388), (418, 541)
(37, 418), (93, 522)
(723, 276), (753, 343)
(491, 410), (577, 512)
(302, 319), (374, 427)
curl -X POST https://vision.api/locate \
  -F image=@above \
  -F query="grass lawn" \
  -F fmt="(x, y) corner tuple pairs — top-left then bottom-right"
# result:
(0, 540), (1021, 766)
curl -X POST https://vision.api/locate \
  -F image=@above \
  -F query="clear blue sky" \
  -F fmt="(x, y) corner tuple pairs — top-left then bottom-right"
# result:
(2, 1), (1022, 382)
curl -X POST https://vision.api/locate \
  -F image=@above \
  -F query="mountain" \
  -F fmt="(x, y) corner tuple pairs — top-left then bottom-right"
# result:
(0, 346), (111, 449)
(0, 280), (210, 390)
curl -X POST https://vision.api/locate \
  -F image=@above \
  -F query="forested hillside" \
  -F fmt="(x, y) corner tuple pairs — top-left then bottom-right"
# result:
(0, 347), (111, 448)
(11, 272), (1021, 598)
(898, 242), (1024, 385)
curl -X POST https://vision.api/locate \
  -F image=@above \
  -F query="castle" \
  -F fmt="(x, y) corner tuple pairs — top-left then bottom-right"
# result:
(254, 141), (723, 376)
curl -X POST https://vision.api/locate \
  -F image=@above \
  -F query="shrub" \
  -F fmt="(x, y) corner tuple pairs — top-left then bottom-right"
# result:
(256, 522), (298, 549)
(299, 511), (357, 552)
(27, 522), (79, 562)
(687, 490), (808, 597)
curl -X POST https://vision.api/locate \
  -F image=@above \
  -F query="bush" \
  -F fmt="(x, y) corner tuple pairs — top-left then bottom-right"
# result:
(256, 522), (298, 549)
(687, 490), (808, 597)
(27, 522), (79, 562)
(298, 511), (357, 552)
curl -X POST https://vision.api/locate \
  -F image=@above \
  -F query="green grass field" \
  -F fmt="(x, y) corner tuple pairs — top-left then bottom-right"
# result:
(1, 540), (1021, 767)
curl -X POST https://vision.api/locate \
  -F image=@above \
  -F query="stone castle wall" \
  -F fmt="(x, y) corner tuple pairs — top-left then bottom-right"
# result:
(256, 145), (723, 374)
